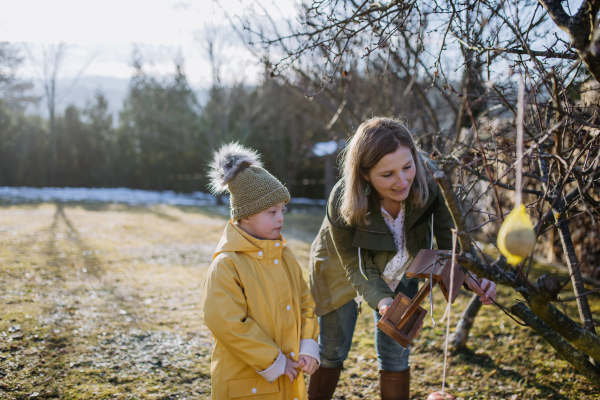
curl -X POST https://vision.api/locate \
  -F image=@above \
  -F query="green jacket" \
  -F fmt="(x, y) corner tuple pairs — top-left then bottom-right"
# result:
(309, 162), (455, 317)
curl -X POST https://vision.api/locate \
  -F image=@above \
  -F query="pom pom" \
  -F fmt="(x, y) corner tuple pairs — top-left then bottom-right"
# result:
(497, 204), (536, 265)
(208, 142), (262, 193)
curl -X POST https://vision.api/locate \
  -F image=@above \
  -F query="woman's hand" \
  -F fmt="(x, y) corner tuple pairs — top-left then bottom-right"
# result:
(284, 358), (300, 383)
(378, 297), (394, 315)
(466, 275), (497, 305)
(297, 355), (318, 375)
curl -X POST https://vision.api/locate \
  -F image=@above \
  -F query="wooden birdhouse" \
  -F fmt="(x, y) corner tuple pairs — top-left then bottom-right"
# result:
(377, 249), (466, 347)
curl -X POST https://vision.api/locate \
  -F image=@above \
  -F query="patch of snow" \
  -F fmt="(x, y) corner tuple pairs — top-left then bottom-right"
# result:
(312, 140), (345, 157)
(0, 187), (216, 206)
(289, 197), (326, 206)
(0, 187), (326, 207)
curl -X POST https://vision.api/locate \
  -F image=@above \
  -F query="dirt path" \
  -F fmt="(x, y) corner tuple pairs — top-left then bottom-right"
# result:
(1, 202), (598, 399)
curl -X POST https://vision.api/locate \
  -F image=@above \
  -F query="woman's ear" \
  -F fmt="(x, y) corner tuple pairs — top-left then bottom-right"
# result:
(361, 170), (370, 183)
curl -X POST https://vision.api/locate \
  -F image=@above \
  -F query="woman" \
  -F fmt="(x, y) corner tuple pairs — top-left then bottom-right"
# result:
(307, 117), (496, 400)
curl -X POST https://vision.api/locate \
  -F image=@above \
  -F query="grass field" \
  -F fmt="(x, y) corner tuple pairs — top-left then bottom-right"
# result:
(0, 202), (598, 399)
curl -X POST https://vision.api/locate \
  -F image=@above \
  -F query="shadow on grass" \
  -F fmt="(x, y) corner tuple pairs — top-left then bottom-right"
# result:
(0, 199), (184, 222)
(50, 203), (104, 277)
(454, 346), (573, 399)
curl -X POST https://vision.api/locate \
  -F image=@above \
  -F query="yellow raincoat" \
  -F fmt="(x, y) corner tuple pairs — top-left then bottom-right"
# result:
(202, 221), (320, 400)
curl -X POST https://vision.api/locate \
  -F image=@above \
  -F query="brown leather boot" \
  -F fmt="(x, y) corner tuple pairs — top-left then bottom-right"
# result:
(379, 368), (410, 400)
(307, 365), (343, 400)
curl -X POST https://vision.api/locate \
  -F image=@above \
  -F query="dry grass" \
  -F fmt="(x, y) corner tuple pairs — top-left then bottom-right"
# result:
(0, 202), (598, 399)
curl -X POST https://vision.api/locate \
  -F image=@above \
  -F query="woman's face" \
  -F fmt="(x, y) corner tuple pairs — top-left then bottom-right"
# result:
(366, 145), (416, 203)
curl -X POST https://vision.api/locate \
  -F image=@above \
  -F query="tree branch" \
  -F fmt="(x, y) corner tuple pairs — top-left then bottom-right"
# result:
(511, 303), (600, 388)
(433, 171), (515, 286)
(527, 293), (600, 362)
(453, 36), (579, 60)
(536, 0), (571, 32)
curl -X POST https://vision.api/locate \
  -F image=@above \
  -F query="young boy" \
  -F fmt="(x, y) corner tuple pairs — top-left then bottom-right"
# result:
(202, 143), (320, 400)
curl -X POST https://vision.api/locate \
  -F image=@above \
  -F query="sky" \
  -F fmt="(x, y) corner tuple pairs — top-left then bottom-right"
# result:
(0, 0), (297, 115)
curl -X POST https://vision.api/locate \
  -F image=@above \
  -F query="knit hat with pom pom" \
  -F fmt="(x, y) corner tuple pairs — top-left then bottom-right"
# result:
(208, 142), (290, 220)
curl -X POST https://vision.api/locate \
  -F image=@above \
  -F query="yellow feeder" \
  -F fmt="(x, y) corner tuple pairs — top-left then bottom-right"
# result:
(497, 204), (536, 265)
(497, 76), (536, 266)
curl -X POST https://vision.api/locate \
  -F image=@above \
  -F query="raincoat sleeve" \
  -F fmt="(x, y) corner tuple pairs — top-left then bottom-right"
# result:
(202, 254), (283, 378)
(298, 270), (320, 363)
(327, 196), (395, 311)
(433, 184), (455, 250)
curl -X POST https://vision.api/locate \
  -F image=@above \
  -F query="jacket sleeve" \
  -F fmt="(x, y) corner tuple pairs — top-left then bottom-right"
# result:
(202, 254), (282, 377)
(433, 184), (455, 250)
(299, 269), (320, 342)
(298, 271), (320, 363)
(327, 198), (395, 311)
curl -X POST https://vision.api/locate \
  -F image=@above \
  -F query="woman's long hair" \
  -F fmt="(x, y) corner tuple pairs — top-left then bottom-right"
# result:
(339, 117), (429, 226)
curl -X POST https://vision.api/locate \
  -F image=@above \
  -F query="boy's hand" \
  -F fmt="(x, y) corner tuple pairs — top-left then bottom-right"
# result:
(284, 358), (300, 383)
(297, 354), (318, 374)
(378, 297), (394, 316)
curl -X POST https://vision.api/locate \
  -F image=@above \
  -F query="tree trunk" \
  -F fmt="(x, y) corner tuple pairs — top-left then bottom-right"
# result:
(452, 294), (482, 348)
(49, 105), (56, 185)
(555, 214), (597, 334)
(578, 49), (600, 84)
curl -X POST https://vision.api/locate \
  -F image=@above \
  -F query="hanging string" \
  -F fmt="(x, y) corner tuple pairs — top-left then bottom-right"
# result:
(516, 74), (525, 208)
(441, 229), (458, 395)
(429, 266), (436, 327)
(429, 213), (436, 326)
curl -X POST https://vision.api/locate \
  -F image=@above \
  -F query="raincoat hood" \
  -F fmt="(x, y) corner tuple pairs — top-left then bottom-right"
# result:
(213, 221), (287, 261)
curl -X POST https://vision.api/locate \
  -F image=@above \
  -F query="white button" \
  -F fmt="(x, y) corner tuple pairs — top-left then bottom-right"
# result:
(274, 259), (279, 264)
(252, 388), (257, 394)
(291, 352), (295, 357)
(286, 305), (291, 310)
(258, 251), (263, 256)
(275, 242), (280, 247)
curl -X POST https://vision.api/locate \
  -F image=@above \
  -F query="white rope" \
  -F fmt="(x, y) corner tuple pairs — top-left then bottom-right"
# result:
(358, 247), (367, 280)
(430, 213), (435, 250)
(441, 229), (458, 395)
(429, 213), (436, 326)
(516, 75), (525, 208)
(429, 266), (436, 327)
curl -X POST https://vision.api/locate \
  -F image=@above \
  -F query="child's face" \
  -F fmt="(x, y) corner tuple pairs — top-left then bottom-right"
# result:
(238, 202), (286, 240)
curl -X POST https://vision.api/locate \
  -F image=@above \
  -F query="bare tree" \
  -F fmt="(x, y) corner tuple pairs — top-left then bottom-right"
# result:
(23, 42), (94, 185)
(235, 0), (600, 386)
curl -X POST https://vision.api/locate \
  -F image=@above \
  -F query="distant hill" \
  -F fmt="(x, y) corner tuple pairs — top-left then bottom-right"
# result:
(26, 75), (209, 126)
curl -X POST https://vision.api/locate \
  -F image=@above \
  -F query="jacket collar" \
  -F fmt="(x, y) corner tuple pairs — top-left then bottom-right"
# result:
(213, 221), (286, 261)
